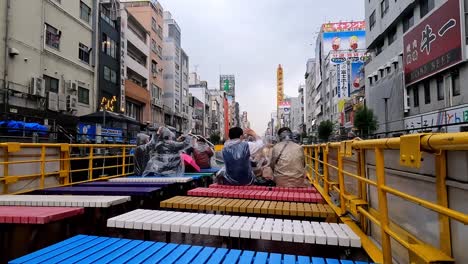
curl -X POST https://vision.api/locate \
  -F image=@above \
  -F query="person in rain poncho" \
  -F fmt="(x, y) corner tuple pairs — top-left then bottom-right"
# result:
(133, 133), (151, 176)
(217, 127), (264, 185)
(141, 127), (192, 176)
(270, 127), (308, 187)
(192, 137), (214, 169)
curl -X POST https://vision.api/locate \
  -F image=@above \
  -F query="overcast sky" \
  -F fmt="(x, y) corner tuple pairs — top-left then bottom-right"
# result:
(159, 0), (364, 133)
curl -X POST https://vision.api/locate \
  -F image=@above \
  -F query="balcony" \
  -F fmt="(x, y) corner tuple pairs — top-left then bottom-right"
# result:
(126, 27), (149, 55)
(127, 57), (148, 80)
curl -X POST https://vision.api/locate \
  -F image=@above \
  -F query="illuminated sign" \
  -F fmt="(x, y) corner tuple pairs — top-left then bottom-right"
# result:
(100, 96), (117, 112)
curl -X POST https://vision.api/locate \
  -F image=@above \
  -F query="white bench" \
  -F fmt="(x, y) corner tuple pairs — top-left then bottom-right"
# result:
(0, 195), (130, 208)
(109, 177), (192, 183)
(107, 209), (361, 247)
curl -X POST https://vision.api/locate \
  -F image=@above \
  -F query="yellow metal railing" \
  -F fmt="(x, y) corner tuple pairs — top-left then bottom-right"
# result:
(304, 133), (468, 264)
(0, 143), (135, 195)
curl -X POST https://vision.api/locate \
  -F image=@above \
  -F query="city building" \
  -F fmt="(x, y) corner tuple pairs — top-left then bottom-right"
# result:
(240, 111), (250, 130)
(122, 0), (165, 128)
(189, 73), (210, 136)
(120, 4), (151, 125)
(180, 49), (190, 131)
(219, 75), (235, 101)
(366, 0), (468, 135)
(311, 21), (366, 136)
(297, 84), (305, 133)
(162, 11), (184, 132)
(209, 89), (226, 140)
(290, 96), (302, 133)
(0, 0), (98, 128)
(304, 58), (317, 134)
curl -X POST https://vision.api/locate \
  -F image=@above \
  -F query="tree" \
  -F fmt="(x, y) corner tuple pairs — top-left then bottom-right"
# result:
(209, 133), (221, 145)
(318, 120), (334, 142)
(354, 106), (378, 137)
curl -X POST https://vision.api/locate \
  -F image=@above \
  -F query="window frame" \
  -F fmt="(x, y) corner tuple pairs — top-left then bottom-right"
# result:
(388, 27), (397, 45)
(104, 66), (111, 82)
(424, 81), (431, 104)
(403, 10), (414, 33)
(80, 1), (91, 23)
(437, 77), (444, 101)
(420, 0), (435, 18)
(413, 85), (419, 107)
(45, 23), (61, 50)
(380, 0), (389, 18)
(78, 86), (90, 105)
(44, 75), (59, 93)
(369, 10), (376, 30)
(78, 43), (90, 64)
(452, 73), (460, 96)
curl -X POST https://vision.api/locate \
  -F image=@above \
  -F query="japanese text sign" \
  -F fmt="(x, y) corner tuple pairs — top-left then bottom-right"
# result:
(403, 0), (463, 85)
(322, 21), (365, 32)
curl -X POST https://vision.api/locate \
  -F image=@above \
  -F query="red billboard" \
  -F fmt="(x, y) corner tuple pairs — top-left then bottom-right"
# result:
(403, 0), (463, 85)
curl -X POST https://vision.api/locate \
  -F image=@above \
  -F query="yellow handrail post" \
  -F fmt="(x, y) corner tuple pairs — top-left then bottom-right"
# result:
(435, 150), (452, 256)
(323, 145), (329, 197)
(337, 147), (346, 213)
(121, 146), (126, 176)
(40, 145), (46, 189)
(314, 147), (319, 184)
(3, 149), (9, 194)
(88, 146), (94, 181)
(358, 149), (368, 232)
(375, 147), (392, 263)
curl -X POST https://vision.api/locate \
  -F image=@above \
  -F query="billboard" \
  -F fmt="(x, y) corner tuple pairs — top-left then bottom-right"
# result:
(404, 104), (468, 133)
(322, 21), (365, 32)
(403, 0), (463, 85)
(323, 30), (366, 58)
(336, 63), (349, 98)
(278, 101), (291, 109)
(350, 61), (364, 94)
(220, 75), (235, 97)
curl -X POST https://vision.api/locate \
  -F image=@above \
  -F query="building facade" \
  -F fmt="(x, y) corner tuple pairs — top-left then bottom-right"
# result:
(189, 76), (210, 137)
(366, 0), (468, 135)
(304, 58), (317, 134)
(0, 0), (98, 127)
(180, 49), (190, 131)
(209, 89), (225, 140)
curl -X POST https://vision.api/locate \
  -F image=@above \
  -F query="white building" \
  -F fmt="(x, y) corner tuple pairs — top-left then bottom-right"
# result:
(189, 74), (210, 136)
(0, 0), (98, 124)
(209, 89), (226, 140)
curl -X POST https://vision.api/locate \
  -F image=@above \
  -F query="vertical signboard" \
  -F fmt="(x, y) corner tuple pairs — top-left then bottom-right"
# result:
(350, 61), (364, 94)
(403, 0), (463, 85)
(336, 62), (349, 98)
(120, 10), (127, 113)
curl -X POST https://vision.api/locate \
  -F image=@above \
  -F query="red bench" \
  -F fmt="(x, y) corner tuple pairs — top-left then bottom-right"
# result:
(208, 183), (317, 193)
(188, 187), (323, 203)
(0, 206), (84, 224)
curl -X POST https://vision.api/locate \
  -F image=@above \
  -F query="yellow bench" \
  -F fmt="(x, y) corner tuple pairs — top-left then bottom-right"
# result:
(160, 196), (335, 218)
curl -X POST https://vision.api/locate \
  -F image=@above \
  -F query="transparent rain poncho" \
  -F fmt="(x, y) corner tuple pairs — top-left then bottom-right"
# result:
(141, 128), (192, 177)
(133, 133), (150, 176)
(221, 139), (255, 185)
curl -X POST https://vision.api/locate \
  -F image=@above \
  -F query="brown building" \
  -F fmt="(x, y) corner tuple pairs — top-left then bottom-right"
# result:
(122, 0), (165, 127)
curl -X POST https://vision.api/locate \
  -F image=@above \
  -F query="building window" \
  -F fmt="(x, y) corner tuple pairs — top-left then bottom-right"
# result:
(100, 7), (115, 28)
(437, 77), (444, 101)
(424, 81), (431, 104)
(45, 24), (60, 50)
(380, 0), (389, 18)
(388, 27), (397, 45)
(152, 84), (161, 99)
(104, 66), (117, 84)
(413, 86), (419, 107)
(369, 10), (376, 30)
(78, 43), (90, 64)
(126, 101), (142, 121)
(151, 39), (158, 54)
(152, 18), (157, 32)
(80, 1), (91, 23)
(403, 10), (414, 33)
(157, 45), (162, 57)
(102, 34), (117, 59)
(78, 86), (89, 104)
(420, 0), (434, 18)
(44, 75), (59, 93)
(158, 26), (163, 39)
(376, 40), (384, 55)
(452, 73), (460, 96)
(151, 60), (158, 75)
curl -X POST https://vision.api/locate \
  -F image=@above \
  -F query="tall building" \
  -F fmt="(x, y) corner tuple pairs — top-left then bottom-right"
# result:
(366, 0), (468, 135)
(219, 75), (235, 100)
(312, 21), (366, 135)
(189, 74), (210, 136)
(304, 58), (317, 134)
(180, 49), (190, 131)
(122, 0), (164, 127)
(162, 11), (184, 132)
(0, 0), (98, 128)
(119, 6), (151, 125)
(297, 84), (305, 133)
(240, 111), (250, 130)
(209, 89), (226, 140)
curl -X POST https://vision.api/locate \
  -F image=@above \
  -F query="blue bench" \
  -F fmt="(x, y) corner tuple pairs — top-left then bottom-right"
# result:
(9, 235), (373, 264)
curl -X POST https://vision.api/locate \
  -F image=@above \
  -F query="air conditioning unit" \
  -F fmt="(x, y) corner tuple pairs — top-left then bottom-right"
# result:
(30, 77), (45, 97)
(48, 92), (58, 111)
(66, 95), (78, 111)
(151, 97), (159, 105)
(58, 93), (67, 111)
(404, 95), (410, 113)
(66, 80), (78, 92)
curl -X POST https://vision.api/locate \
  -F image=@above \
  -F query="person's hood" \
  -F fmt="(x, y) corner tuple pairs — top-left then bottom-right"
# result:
(224, 138), (242, 148)
(278, 130), (293, 142)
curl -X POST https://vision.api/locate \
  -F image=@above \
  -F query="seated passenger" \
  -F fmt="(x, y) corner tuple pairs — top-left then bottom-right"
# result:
(217, 127), (263, 185)
(134, 133), (151, 176)
(193, 137), (214, 169)
(271, 127), (307, 187)
(142, 127), (192, 176)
